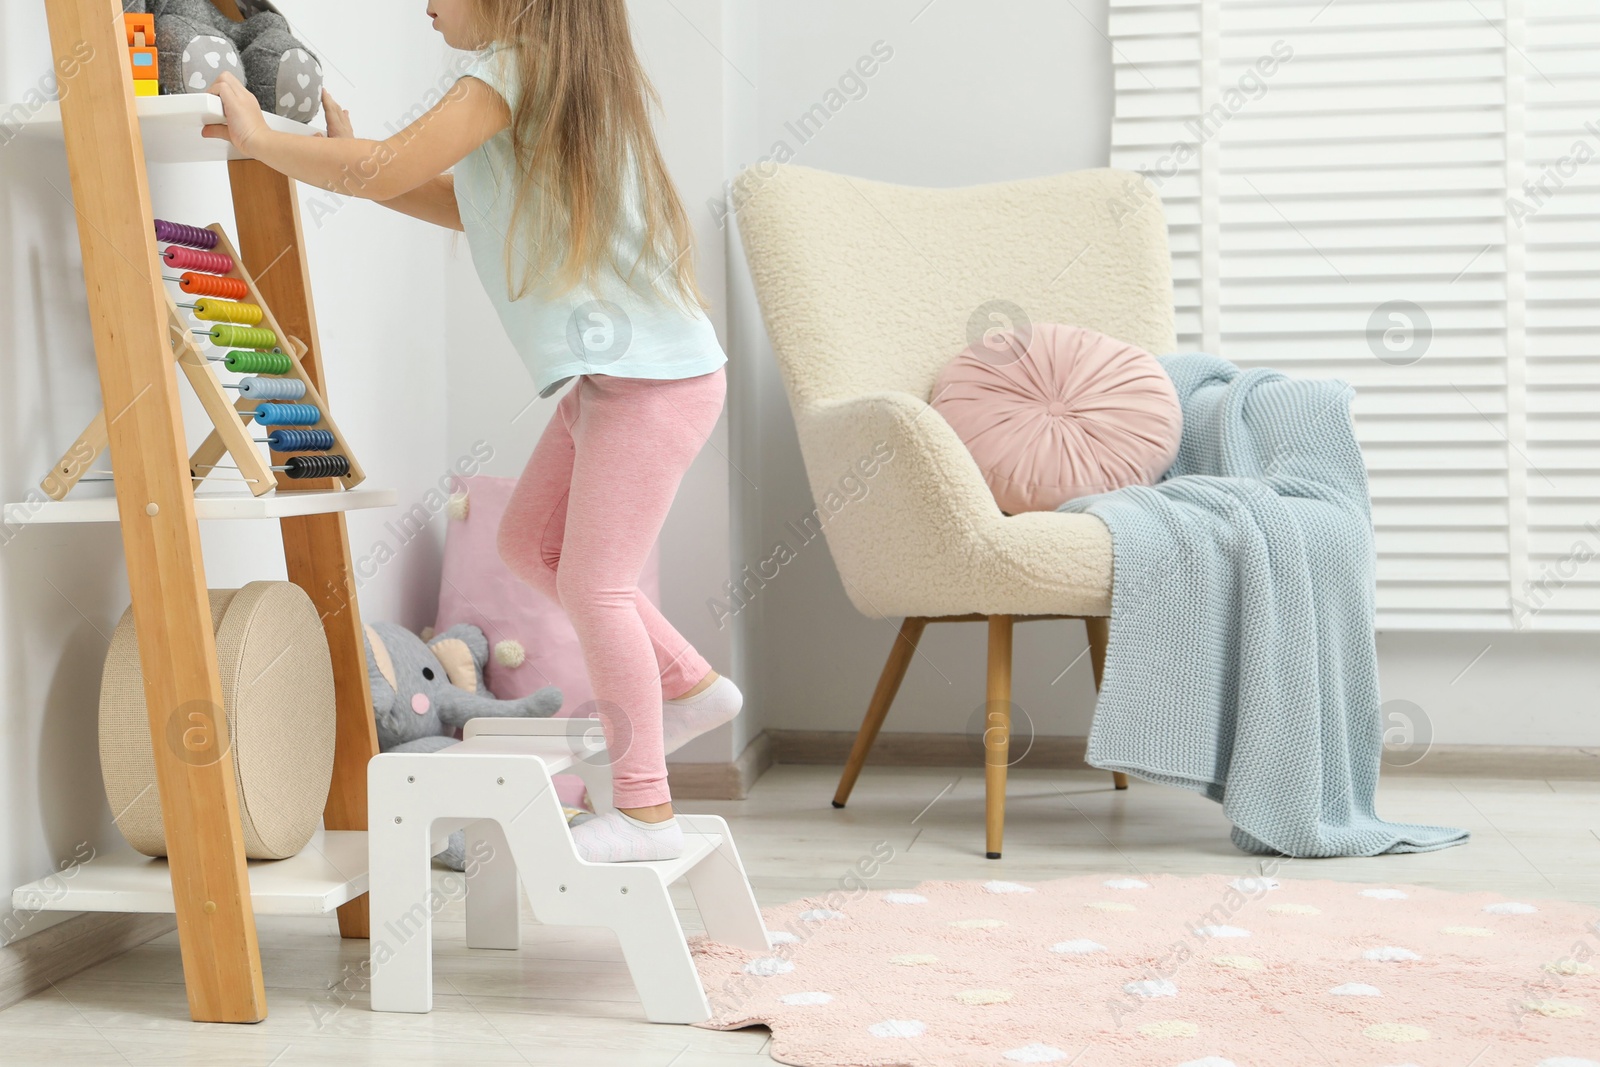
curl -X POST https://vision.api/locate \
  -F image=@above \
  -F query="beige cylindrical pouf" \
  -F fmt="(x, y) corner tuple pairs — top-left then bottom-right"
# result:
(100, 581), (336, 860)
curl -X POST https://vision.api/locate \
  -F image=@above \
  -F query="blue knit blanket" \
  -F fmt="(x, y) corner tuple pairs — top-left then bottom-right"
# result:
(1058, 354), (1468, 857)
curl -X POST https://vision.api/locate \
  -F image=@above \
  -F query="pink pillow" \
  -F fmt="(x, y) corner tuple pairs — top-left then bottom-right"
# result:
(434, 474), (661, 808)
(931, 324), (1182, 514)
(434, 474), (662, 707)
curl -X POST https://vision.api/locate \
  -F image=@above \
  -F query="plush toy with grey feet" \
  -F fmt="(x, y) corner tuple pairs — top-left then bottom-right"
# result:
(365, 622), (563, 869)
(124, 0), (324, 123)
(230, 0), (324, 122)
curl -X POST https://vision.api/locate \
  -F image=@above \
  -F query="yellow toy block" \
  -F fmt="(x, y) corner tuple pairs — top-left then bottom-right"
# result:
(134, 81), (160, 97)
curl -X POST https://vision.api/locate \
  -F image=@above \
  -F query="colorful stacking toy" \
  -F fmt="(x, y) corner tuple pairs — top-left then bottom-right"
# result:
(125, 13), (159, 97)
(39, 219), (365, 500)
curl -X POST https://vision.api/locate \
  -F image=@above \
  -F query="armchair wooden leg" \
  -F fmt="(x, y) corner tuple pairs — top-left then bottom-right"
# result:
(984, 615), (1014, 859)
(1084, 617), (1130, 791)
(833, 618), (928, 809)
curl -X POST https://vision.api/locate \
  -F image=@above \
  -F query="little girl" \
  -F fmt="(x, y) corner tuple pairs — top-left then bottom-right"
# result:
(205, 0), (742, 862)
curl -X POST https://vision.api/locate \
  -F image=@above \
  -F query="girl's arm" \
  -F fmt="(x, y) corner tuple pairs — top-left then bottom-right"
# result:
(319, 93), (462, 231)
(203, 73), (508, 227)
(375, 175), (462, 231)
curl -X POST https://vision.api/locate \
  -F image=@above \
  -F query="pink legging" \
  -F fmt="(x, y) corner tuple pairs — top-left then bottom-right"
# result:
(497, 369), (725, 808)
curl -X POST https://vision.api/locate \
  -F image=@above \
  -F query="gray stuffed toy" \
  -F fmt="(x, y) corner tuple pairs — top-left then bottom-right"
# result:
(124, 0), (324, 123)
(365, 622), (563, 869)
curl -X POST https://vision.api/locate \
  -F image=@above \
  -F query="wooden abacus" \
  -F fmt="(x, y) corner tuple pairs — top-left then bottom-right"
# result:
(42, 220), (365, 500)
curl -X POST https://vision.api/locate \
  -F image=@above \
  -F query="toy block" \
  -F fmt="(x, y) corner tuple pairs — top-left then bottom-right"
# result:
(124, 13), (155, 47)
(125, 14), (159, 94)
(129, 48), (158, 80)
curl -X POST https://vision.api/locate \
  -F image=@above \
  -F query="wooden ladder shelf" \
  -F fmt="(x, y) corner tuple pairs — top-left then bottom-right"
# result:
(40, 0), (380, 1022)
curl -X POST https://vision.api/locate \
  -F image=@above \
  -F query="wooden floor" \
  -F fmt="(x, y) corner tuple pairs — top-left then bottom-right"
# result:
(2, 765), (1596, 1065)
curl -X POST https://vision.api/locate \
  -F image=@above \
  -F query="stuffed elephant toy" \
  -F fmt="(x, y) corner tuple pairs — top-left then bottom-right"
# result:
(365, 622), (561, 752)
(364, 622), (562, 869)
(123, 0), (324, 122)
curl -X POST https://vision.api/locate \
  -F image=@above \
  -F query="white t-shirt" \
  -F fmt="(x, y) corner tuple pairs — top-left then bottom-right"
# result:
(455, 47), (726, 398)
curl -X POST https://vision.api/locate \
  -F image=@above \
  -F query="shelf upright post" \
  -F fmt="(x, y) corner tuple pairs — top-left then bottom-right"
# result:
(43, 0), (267, 1022)
(206, 0), (379, 941)
(227, 161), (382, 941)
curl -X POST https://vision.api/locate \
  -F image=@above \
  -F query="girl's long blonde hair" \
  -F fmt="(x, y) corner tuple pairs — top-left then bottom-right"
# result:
(478, 0), (705, 309)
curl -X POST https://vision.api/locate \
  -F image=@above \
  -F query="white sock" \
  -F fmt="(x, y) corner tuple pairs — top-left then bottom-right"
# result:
(663, 676), (744, 755)
(571, 810), (684, 863)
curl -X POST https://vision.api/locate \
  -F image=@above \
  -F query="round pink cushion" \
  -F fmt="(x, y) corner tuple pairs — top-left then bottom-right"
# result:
(932, 324), (1182, 514)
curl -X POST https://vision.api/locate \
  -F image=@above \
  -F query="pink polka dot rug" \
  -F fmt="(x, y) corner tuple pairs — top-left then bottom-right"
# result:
(690, 873), (1599, 1067)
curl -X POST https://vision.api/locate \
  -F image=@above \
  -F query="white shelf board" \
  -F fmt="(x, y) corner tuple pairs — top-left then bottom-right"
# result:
(3, 487), (398, 525)
(12, 831), (367, 917)
(5, 93), (321, 164)
(458, 718), (611, 777)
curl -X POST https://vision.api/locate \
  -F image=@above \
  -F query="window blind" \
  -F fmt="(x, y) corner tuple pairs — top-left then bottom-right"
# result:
(1109, 0), (1600, 630)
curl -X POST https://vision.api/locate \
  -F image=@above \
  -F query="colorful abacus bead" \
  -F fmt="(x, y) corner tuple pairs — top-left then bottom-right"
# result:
(235, 376), (306, 400)
(182, 299), (264, 326)
(164, 246), (233, 274)
(169, 273), (249, 300)
(154, 221), (219, 250)
(281, 455), (351, 480)
(219, 350), (292, 374)
(197, 324), (277, 349)
(265, 429), (336, 452)
(249, 403), (321, 426)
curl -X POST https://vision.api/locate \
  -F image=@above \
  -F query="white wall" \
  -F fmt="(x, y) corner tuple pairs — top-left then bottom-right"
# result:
(1374, 632), (1600, 748)
(0, 5), (451, 945)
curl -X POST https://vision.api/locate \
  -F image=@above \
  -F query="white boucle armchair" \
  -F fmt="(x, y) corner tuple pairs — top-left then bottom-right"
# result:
(734, 164), (1178, 859)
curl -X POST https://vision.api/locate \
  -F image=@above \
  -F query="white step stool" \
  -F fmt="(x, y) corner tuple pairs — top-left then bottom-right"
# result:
(367, 717), (770, 1023)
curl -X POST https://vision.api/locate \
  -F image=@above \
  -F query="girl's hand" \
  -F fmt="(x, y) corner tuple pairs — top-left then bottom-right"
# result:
(201, 72), (269, 154)
(321, 91), (354, 139)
